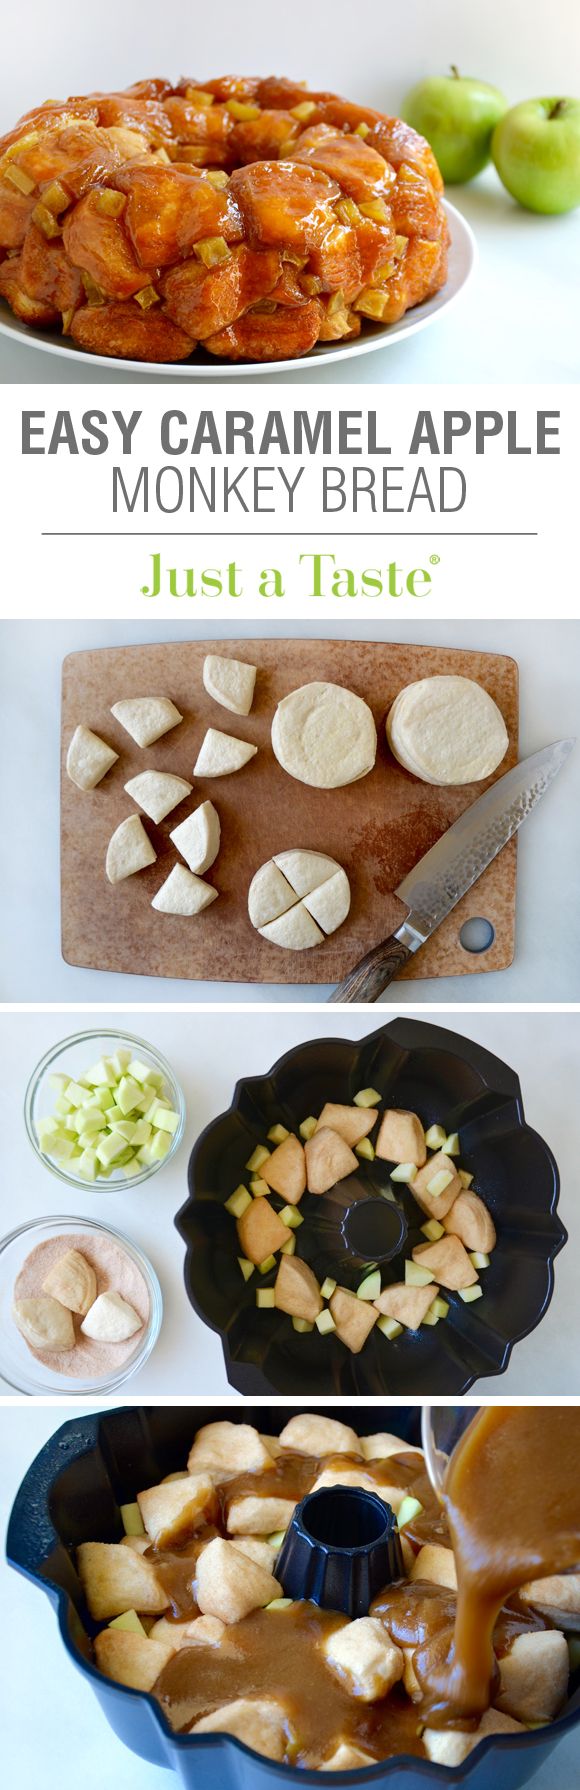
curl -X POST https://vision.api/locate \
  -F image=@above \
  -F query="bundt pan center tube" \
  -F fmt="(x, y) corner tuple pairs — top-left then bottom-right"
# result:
(0, 76), (450, 362)
(6, 1404), (580, 1786)
(177, 1017), (565, 1396)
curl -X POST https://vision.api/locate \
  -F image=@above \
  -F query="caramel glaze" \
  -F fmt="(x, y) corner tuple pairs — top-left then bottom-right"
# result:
(155, 1603), (425, 1763)
(425, 1408), (580, 1729)
(148, 1451), (431, 1625)
(141, 1431), (573, 1762)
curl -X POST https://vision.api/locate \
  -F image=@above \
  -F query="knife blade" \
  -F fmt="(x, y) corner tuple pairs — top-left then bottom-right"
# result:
(329, 737), (575, 1004)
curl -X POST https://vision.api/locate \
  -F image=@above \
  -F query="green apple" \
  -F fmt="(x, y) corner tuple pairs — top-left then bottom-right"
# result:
(492, 97), (580, 213)
(402, 66), (507, 183)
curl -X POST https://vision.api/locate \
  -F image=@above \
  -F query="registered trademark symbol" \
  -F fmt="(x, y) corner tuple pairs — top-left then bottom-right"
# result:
(430, 554), (440, 565)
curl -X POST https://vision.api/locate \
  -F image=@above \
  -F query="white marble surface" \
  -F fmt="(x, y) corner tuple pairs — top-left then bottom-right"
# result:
(0, 1404), (579, 1790)
(0, 0), (578, 386)
(0, 619), (578, 1004)
(0, 1007), (578, 1396)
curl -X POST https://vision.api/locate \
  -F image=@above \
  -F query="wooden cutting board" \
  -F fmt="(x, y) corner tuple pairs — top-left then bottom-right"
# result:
(61, 638), (518, 985)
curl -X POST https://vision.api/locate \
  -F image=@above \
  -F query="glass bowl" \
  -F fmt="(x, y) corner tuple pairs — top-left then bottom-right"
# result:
(24, 1029), (186, 1192)
(0, 1215), (163, 1393)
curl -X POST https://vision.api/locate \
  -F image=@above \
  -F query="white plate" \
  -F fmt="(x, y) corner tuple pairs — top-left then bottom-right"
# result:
(0, 200), (475, 378)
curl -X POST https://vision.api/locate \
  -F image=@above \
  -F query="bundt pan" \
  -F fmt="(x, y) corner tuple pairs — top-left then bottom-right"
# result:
(0, 75), (452, 366)
(176, 1018), (566, 1396)
(7, 1404), (580, 1788)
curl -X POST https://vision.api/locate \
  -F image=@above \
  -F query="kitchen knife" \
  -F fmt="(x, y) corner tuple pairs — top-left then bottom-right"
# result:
(329, 738), (575, 1004)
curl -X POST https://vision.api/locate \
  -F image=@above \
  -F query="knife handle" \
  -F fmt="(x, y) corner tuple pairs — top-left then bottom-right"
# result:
(328, 932), (413, 1004)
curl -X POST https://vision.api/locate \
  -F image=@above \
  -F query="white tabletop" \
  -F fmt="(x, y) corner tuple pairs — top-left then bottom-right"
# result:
(1, 1403), (578, 1790)
(0, 1006), (577, 1397)
(0, 618), (578, 1005)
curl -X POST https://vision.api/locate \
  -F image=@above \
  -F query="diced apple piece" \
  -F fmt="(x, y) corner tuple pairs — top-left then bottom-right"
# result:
(66, 724), (119, 790)
(356, 1138), (375, 1161)
(203, 653), (257, 716)
(320, 1276), (337, 1299)
(125, 770), (192, 823)
(377, 1315), (403, 1339)
(412, 1236), (477, 1291)
(278, 1205), (303, 1228)
(262, 1135), (306, 1205)
(107, 1609), (147, 1635)
(267, 1123), (290, 1144)
(226, 1184), (252, 1217)
(250, 1176), (270, 1196)
(357, 1270), (381, 1301)
(257, 1289), (276, 1307)
(410, 1544), (457, 1591)
(404, 1261), (435, 1288)
(237, 1198), (291, 1265)
(430, 1297), (450, 1319)
(77, 1541), (168, 1619)
(374, 1281), (439, 1331)
(329, 1287), (378, 1354)
(299, 1115), (318, 1140)
(120, 1502), (145, 1538)
(424, 1124), (447, 1149)
(390, 1162), (418, 1182)
(397, 1496), (423, 1529)
(246, 1145), (270, 1172)
(421, 1219), (445, 1241)
(323, 1617), (403, 1701)
(375, 1109), (427, 1166)
(315, 1102), (378, 1148)
(194, 727), (257, 776)
(238, 1256), (254, 1281)
(459, 1285), (483, 1303)
(316, 1309), (336, 1335)
(443, 1191), (497, 1253)
(106, 814), (157, 884)
(196, 1537), (281, 1623)
(258, 1254), (277, 1274)
(353, 1088), (381, 1108)
(305, 1127), (358, 1194)
(170, 800), (221, 874)
(274, 1254), (322, 1322)
(151, 864), (218, 916)
(111, 696), (182, 748)
(409, 1152), (463, 1219)
(442, 1131), (460, 1156)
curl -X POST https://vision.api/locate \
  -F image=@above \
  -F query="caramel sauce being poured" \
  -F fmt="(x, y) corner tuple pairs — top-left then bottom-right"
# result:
(426, 1407), (580, 1728)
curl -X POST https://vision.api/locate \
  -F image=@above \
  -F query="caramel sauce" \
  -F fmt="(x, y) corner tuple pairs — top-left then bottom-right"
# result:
(426, 1408), (580, 1727)
(155, 1603), (425, 1764)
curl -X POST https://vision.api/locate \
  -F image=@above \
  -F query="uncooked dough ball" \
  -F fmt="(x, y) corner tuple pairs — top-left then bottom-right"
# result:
(272, 682), (377, 789)
(386, 676), (509, 786)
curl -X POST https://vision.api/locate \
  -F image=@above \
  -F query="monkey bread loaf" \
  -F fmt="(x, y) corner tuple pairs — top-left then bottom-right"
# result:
(0, 76), (449, 363)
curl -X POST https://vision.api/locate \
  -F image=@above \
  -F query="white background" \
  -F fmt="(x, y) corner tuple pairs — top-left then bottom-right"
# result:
(0, 0), (579, 384)
(0, 1007), (578, 1397)
(0, 618), (578, 1004)
(1, 1402), (579, 1790)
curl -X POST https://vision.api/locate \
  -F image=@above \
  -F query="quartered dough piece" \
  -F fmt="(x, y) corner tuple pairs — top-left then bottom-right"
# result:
(106, 815), (157, 884)
(272, 682), (377, 788)
(259, 906), (324, 951)
(124, 770), (193, 823)
(42, 1249), (97, 1317)
(203, 654), (257, 717)
(151, 864), (218, 916)
(248, 861), (297, 930)
(194, 728), (258, 776)
(386, 676), (509, 786)
(66, 725), (119, 791)
(111, 697), (183, 749)
(273, 850), (338, 899)
(81, 1291), (142, 1343)
(13, 1295), (76, 1352)
(303, 869), (351, 934)
(248, 848), (350, 950)
(170, 801), (221, 874)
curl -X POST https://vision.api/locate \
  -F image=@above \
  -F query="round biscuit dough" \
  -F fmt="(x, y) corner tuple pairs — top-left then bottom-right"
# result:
(386, 676), (509, 786)
(272, 682), (377, 789)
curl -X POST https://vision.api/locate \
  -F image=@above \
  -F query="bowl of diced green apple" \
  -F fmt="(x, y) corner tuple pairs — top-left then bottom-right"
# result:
(24, 1030), (185, 1191)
